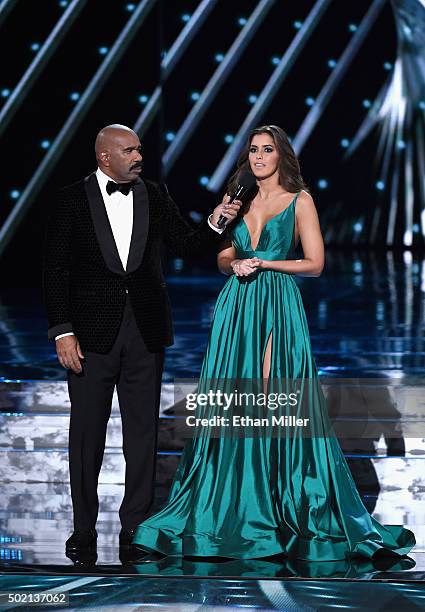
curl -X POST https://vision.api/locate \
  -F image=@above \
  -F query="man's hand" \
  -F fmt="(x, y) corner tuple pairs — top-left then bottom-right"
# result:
(231, 258), (260, 277)
(210, 194), (242, 228)
(56, 335), (84, 374)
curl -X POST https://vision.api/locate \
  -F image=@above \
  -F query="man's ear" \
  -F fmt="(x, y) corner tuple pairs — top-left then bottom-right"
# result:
(100, 151), (110, 166)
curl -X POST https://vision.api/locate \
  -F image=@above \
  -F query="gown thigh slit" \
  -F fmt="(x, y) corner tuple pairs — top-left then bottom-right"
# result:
(133, 192), (415, 562)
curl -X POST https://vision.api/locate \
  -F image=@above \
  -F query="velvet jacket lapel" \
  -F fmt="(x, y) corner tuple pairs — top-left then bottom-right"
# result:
(84, 173), (149, 275)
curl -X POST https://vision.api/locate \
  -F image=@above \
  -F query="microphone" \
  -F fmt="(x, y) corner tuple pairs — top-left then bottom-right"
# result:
(216, 171), (256, 228)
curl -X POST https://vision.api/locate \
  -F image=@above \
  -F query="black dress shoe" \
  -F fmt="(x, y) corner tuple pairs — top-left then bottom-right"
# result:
(65, 529), (97, 552)
(119, 528), (136, 548)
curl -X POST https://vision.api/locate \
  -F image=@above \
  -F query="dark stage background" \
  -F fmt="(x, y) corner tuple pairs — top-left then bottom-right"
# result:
(3, 0), (424, 288)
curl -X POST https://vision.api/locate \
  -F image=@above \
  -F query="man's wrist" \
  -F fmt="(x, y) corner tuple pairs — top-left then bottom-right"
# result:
(55, 332), (75, 341)
(208, 214), (224, 234)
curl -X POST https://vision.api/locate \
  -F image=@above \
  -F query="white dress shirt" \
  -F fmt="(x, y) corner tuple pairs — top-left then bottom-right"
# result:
(55, 170), (223, 340)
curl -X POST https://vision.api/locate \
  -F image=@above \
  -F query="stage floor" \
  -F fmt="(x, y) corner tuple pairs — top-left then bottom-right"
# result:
(0, 252), (424, 589)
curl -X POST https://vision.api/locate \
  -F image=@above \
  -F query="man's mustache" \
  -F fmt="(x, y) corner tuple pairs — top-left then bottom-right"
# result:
(130, 162), (143, 170)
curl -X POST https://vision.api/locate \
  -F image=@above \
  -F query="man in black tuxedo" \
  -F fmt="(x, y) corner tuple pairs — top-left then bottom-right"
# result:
(43, 124), (239, 556)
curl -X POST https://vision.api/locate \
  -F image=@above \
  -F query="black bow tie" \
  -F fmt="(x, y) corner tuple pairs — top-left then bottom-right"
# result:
(106, 180), (134, 196)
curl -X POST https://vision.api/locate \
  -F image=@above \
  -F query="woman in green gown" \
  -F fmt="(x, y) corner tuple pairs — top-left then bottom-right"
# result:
(133, 125), (415, 561)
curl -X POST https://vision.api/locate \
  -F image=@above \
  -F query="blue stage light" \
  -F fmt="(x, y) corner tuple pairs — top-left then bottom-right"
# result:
(138, 94), (148, 104)
(10, 190), (20, 199)
(383, 61), (393, 70)
(327, 59), (337, 68)
(59, 0), (68, 6)
(181, 13), (190, 23)
(348, 23), (358, 32)
(353, 222), (363, 232)
(340, 138), (350, 148)
(362, 99), (371, 108)
(413, 223), (419, 233)
(98, 46), (108, 55)
(190, 92), (200, 101)
(238, 17), (247, 26)
(376, 180), (385, 190)
(30, 43), (40, 52)
(214, 53), (224, 63)
(1, 88), (10, 98)
(199, 176), (209, 186)
(419, 100), (425, 110)
(70, 92), (80, 101)
(126, 3), (136, 11)
(224, 134), (234, 144)
(248, 94), (258, 104)
(165, 132), (175, 142)
(293, 21), (302, 29)
(271, 56), (280, 66)
(40, 140), (51, 149)
(305, 97), (315, 106)
(397, 139), (406, 149)
(318, 179), (328, 189)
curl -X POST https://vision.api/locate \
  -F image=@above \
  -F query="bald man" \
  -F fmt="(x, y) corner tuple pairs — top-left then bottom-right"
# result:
(43, 124), (240, 558)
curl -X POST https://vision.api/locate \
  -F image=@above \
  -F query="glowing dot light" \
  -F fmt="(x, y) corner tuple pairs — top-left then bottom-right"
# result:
(353, 222), (363, 232)
(376, 180), (385, 190)
(362, 99), (372, 108)
(271, 56), (280, 66)
(340, 138), (350, 148)
(238, 17), (247, 26)
(181, 13), (190, 23)
(40, 140), (51, 149)
(98, 46), (108, 55)
(59, 1), (68, 6)
(383, 61), (393, 70)
(1, 88), (10, 98)
(397, 140), (406, 149)
(348, 23), (357, 32)
(327, 59), (336, 68)
(224, 134), (234, 144)
(165, 132), (175, 142)
(70, 92), (80, 101)
(126, 3), (136, 11)
(248, 94), (258, 104)
(30, 43), (40, 51)
(318, 179), (328, 189)
(199, 176), (209, 186)
(10, 190), (20, 199)
(293, 21), (302, 29)
(190, 92), (200, 101)
(214, 53), (224, 62)
(305, 97), (315, 106)
(418, 100), (425, 110)
(413, 224), (419, 233)
(138, 94), (148, 103)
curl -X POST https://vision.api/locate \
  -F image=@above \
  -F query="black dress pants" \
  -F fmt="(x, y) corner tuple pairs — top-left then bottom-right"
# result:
(67, 295), (164, 531)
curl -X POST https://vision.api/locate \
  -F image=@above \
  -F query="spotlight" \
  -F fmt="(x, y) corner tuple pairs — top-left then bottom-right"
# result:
(190, 92), (200, 101)
(224, 134), (234, 144)
(327, 59), (336, 68)
(318, 179), (328, 189)
(397, 140), (406, 149)
(30, 43), (40, 52)
(237, 17), (247, 26)
(70, 92), (80, 101)
(348, 23), (357, 32)
(353, 222), (363, 232)
(383, 61), (393, 70)
(40, 140), (51, 149)
(340, 138), (350, 148)
(138, 94), (148, 104)
(271, 56), (280, 66)
(362, 99), (371, 108)
(98, 47), (108, 55)
(376, 180), (385, 190)
(248, 94), (257, 104)
(10, 190), (20, 199)
(419, 101), (425, 110)
(1, 88), (10, 98)
(165, 132), (175, 142)
(305, 97), (315, 106)
(59, 1), (68, 6)
(126, 3), (136, 11)
(181, 14), (190, 23)
(214, 53), (224, 62)
(199, 176), (209, 186)
(293, 21), (302, 29)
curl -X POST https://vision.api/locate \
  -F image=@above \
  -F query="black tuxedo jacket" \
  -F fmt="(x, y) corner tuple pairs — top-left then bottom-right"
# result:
(43, 172), (223, 353)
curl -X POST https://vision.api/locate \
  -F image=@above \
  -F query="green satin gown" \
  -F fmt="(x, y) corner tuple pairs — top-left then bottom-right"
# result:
(133, 192), (415, 561)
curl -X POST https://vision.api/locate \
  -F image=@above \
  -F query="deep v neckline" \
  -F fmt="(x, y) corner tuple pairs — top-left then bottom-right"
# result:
(242, 192), (298, 251)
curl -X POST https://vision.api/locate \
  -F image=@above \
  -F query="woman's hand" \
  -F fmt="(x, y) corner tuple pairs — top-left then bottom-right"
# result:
(231, 258), (260, 276)
(210, 194), (242, 228)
